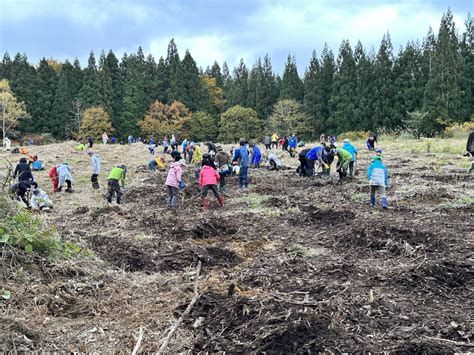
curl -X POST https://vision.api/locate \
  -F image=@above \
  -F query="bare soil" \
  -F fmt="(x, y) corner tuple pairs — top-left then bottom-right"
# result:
(1, 140), (473, 352)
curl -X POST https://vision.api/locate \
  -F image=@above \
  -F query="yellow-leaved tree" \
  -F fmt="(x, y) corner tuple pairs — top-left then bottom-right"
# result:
(201, 75), (225, 114)
(0, 79), (29, 141)
(79, 106), (114, 140)
(137, 100), (192, 139)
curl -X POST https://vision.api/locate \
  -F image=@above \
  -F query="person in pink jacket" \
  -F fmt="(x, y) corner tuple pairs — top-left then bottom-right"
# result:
(199, 159), (224, 209)
(165, 152), (185, 208)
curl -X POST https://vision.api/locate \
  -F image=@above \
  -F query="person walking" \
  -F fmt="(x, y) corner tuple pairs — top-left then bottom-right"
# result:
(368, 156), (389, 209)
(88, 151), (101, 189)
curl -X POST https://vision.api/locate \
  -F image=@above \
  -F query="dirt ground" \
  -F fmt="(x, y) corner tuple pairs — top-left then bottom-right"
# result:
(0, 139), (473, 353)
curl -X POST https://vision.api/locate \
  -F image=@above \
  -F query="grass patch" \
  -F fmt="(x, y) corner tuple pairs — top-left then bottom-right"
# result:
(234, 193), (273, 209)
(441, 197), (474, 208)
(351, 192), (366, 203)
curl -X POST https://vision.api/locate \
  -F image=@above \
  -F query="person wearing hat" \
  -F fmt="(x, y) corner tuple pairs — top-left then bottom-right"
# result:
(106, 164), (127, 204)
(215, 147), (231, 193)
(57, 162), (73, 192)
(165, 152), (185, 208)
(232, 140), (250, 191)
(335, 148), (352, 181)
(88, 151), (101, 189)
(375, 149), (383, 156)
(368, 155), (389, 209)
(341, 138), (358, 177)
(199, 157), (224, 209)
(30, 181), (53, 211)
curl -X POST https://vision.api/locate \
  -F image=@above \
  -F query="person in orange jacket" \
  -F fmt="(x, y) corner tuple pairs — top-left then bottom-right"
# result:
(199, 158), (224, 209)
(48, 165), (59, 192)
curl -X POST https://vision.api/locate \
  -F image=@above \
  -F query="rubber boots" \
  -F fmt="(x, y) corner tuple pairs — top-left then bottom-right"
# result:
(381, 197), (388, 209)
(202, 197), (209, 210)
(217, 194), (225, 207)
(370, 197), (376, 207)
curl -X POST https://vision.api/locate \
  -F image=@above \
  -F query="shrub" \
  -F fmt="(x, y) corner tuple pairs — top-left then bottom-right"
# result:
(0, 197), (84, 258)
(443, 121), (474, 139)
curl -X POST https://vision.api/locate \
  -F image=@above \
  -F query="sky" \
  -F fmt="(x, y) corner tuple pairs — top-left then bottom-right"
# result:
(0, 0), (471, 73)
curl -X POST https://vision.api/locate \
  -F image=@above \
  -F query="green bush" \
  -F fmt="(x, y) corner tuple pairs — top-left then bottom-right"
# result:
(0, 197), (84, 258)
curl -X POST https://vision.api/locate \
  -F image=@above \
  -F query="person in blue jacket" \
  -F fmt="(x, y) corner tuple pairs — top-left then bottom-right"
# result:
(288, 134), (298, 157)
(368, 156), (389, 209)
(148, 138), (155, 155)
(305, 145), (324, 176)
(342, 139), (358, 177)
(250, 143), (262, 168)
(232, 140), (250, 190)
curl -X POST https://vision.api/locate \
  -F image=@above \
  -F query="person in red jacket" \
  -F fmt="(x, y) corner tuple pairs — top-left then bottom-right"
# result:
(48, 165), (59, 192)
(199, 159), (224, 209)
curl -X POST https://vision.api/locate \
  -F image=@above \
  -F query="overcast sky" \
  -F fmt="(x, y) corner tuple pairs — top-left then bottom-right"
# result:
(0, 0), (471, 73)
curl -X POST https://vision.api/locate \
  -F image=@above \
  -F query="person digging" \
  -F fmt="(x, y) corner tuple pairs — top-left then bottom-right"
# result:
(106, 164), (127, 205)
(199, 158), (224, 209)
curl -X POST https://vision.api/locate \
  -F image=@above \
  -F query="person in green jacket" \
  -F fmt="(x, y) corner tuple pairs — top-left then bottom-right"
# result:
(335, 148), (352, 181)
(106, 164), (127, 204)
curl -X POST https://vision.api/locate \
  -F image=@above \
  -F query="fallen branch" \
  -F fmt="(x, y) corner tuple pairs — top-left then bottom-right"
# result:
(131, 327), (144, 355)
(424, 336), (474, 347)
(158, 260), (202, 354)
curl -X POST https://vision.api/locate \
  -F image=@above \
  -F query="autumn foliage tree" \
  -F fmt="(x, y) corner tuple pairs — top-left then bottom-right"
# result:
(0, 79), (29, 140)
(137, 100), (191, 139)
(79, 106), (114, 140)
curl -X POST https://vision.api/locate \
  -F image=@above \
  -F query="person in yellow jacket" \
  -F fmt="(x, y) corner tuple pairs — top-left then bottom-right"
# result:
(335, 148), (352, 181)
(271, 133), (279, 149)
(191, 144), (203, 180)
(148, 155), (165, 172)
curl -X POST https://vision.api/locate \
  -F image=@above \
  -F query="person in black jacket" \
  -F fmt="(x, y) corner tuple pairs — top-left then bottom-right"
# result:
(466, 130), (474, 155)
(13, 158), (33, 182)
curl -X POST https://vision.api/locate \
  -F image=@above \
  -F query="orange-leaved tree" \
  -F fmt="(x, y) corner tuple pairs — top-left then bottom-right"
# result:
(137, 100), (192, 139)
(79, 106), (114, 140)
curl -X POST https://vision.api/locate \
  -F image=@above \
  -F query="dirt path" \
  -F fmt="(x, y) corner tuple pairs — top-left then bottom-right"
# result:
(1, 140), (473, 352)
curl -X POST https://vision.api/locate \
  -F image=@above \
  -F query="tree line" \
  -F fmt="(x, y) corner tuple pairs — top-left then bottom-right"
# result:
(0, 9), (472, 142)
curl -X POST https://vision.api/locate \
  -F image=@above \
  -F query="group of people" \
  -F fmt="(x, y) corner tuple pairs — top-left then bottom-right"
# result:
(263, 133), (301, 157)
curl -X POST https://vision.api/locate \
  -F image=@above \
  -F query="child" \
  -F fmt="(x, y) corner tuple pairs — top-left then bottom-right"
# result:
(148, 138), (156, 155)
(30, 181), (53, 211)
(57, 163), (73, 192)
(368, 156), (389, 209)
(165, 152), (184, 209)
(48, 165), (59, 192)
(199, 159), (224, 209)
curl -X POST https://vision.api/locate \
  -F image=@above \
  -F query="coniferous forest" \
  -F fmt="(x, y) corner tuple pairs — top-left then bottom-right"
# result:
(0, 9), (472, 141)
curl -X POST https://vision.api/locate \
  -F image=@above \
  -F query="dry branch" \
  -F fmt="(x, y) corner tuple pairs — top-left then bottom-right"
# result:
(131, 327), (144, 355)
(158, 260), (202, 354)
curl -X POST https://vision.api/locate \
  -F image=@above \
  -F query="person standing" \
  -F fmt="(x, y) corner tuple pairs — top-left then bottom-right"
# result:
(88, 151), (101, 189)
(288, 134), (298, 157)
(271, 132), (279, 149)
(368, 156), (389, 209)
(466, 129), (474, 173)
(87, 137), (94, 148)
(163, 136), (170, 154)
(165, 153), (184, 209)
(102, 131), (108, 145)
(3, 136), (11, 151)
(250, 143), (262, 168)
(263, 135), (271, 150)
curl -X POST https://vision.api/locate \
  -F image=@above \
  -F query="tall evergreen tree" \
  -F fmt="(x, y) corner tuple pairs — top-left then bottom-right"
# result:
(0, 52), (12, 79)
(353, 41), (375, 130)
(226, 59), (249, 107)
(103, 50), (122, 129)
(180, 50), (203, 111)
(423, 9), (463, 130)
(30, 58), (58, 132)
(210, 61), (223, 87)
(97, 51), (114, 116)
(319, 44), (335, 130)
(372, 32), (396, 129)
(328, 40), (357, 132)
(78, 51), (103, 110)
(7, 53), (37, 119)
(280, 54), (303, 101)
(50, 60), (82, 137)
(166, 39), (185, 103)
(156, 56), (170, 104)
(459, 13), (473, 121)
(303, 50), (322, 135)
